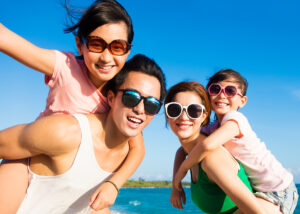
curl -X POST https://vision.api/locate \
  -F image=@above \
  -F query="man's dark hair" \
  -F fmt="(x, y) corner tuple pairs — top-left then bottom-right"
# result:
(106, 54), (166, 102)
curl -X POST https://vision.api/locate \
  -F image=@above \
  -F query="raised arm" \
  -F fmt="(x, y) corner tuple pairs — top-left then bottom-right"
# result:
(0, 114), (79, 160)
(89, 132), (145, 211)
(174, 121), (240, 188)
(0, 23), (55, 76)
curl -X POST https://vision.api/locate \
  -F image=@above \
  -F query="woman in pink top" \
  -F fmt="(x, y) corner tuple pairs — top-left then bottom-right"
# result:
(173, 69), (298, 214)
(0, 0), (146, 213)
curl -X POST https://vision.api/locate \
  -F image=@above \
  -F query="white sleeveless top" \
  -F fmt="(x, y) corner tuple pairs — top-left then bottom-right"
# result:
(17, 114), (113, 214)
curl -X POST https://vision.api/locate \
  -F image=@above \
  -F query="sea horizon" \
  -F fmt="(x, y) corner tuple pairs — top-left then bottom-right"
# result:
(111, 185), (300, 214)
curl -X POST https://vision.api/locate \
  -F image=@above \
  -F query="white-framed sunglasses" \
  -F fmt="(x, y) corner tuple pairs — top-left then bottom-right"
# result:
(165, 102), (205, 119)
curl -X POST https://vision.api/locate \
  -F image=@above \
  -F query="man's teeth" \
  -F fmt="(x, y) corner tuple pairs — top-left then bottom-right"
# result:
(128, 117), (142, 124)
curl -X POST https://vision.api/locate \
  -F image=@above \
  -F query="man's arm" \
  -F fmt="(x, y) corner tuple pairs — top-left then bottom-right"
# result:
(0, 114), (80, 159)
(89, 133), (145, 210)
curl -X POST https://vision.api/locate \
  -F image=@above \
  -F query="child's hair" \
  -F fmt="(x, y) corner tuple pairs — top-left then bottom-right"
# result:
(206, 69), (248, 96)
(106, 54), (167, 102)
(164, 81), (211, 126)
(64, 0), (134, 44)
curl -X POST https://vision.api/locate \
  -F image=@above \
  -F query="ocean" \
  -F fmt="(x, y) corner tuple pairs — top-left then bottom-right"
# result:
(111, 185), (300, 214)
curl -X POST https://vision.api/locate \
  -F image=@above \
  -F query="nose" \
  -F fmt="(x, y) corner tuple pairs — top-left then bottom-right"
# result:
(179, 109), (189, 120)
(219, 89), (226, 98)
(132, 100), (145, 115)
(98, 48), (113, 63)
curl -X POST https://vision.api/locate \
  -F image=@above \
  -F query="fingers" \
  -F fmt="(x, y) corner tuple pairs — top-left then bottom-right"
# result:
(170, 188), (185, 210)
(88, 183), (118, 211)
(181, 189), (186, 205)
(89, 191), (97, 206)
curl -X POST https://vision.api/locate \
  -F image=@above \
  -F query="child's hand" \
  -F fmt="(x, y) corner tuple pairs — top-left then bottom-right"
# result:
(170, 184), (186, 209)
(173, 167), (188, 191)
(89, 182), (118, 211)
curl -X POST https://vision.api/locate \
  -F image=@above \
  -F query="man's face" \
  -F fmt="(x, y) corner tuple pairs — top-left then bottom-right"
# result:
(109, 71), (161, 137)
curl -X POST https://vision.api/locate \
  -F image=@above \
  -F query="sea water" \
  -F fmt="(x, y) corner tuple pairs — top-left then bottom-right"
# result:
(111, 185), (300, 214)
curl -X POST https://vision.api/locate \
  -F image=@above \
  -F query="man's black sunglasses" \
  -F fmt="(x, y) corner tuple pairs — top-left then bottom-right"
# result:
(118, 89), (161, 115)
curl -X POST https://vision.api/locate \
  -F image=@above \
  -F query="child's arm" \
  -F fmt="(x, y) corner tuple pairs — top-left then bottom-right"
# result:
(170, 147), (187, 209)
(174, 120), (239, 189)
(0, 23), (55, 76)
(89, 133), (145, 211)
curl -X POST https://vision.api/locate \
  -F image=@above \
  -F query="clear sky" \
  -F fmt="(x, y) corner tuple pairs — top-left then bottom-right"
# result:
(1, 0), (300, 183)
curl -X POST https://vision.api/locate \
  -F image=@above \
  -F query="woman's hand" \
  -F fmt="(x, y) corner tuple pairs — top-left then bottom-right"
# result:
(170, 184), (186, 209)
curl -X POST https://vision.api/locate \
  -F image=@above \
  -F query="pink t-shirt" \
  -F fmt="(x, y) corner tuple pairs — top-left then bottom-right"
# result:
(220, 111), (293, 192)
(39, 51), (109, 117)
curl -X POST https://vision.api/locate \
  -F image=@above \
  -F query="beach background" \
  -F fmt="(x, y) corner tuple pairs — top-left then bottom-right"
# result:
(110, 186), (300, 213)
(1, 0), (300, 213)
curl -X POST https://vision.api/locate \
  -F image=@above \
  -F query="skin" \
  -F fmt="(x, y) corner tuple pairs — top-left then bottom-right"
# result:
(0, 71), (161, 214)
(168, 91), (207, 210)
(168, 91), (265, 213)
(173, 80), (281, 213)
(0, 22), (144, 212)
(75, 22), (130, 91)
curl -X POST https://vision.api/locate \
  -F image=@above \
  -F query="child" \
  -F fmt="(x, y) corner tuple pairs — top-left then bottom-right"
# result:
(0, 0), (144, 213)
(0, 54), (166, 214)
(174, 69), (298, 213)
(165, 81), (263, 213)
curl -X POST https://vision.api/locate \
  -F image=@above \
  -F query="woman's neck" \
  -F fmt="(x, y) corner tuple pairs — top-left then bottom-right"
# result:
(180, 130), (208, 154)
(180, 132), (200, 154)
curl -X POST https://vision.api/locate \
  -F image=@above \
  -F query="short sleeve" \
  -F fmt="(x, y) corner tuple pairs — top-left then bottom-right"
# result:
(221, 111), (251, 137)
(200, 121), (219, 136)
(44, 50), (67, 87)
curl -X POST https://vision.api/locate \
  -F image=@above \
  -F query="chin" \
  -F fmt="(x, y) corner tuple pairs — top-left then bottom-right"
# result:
(123, 128), (141, 138)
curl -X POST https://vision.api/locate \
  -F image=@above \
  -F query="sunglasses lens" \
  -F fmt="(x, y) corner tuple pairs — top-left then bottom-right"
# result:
(225, 86), (237, 97)
(110, 40), (129, 55)
(122, 91), (141, 107)
(167, 103), (182, 118)
(87, 38), (106, 53)
(187, 104), (203, 119)
(144, 98), (161, 115)
(209, 84), (221, 96)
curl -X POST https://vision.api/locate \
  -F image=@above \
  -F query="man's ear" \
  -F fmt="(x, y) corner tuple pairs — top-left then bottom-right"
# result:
(107, 90), (115, 107)
(239, 96), (247, 108)
(75, 36), (83, 55)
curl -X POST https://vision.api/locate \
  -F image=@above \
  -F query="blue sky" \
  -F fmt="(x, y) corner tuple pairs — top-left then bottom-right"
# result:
(1, 0), (300, 183)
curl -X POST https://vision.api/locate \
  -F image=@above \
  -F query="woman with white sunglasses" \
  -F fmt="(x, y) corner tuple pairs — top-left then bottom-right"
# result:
(165, 81), (266, 214)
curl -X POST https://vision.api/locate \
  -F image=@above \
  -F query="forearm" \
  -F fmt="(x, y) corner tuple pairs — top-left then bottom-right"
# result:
(109, 133), (145, 188)
(180, 123), (240, 173)
(179, 140), (211, 174)
(0, 23), (55, 75)
(172, 147), (186, 181)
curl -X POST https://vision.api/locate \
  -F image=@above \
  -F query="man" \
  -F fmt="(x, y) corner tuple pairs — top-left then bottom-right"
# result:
(0, 54), (166, 214)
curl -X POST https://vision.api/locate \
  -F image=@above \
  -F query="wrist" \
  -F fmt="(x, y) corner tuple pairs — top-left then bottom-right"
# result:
(104, 180), (119, 194)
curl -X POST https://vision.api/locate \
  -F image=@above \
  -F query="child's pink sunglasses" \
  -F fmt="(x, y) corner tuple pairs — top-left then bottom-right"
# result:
(208, 83), (243, 97)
